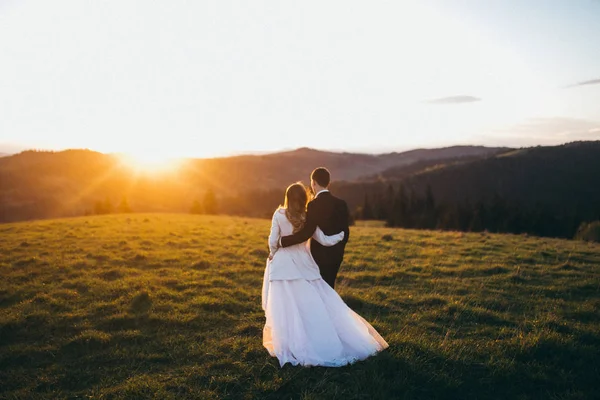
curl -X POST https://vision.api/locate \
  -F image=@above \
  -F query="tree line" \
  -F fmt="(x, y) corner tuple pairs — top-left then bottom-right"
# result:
(355, 184), (596, 239)
(87, 190), (219, 216)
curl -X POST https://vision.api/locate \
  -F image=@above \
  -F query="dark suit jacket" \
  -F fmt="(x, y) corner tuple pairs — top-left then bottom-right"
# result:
(280, 191), (350, 267)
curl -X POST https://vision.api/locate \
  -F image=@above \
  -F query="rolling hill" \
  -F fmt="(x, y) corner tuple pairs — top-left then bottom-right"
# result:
(0, 145), (505, 223)
(199, 145), (507, 186)
(0, 214), (598, 399)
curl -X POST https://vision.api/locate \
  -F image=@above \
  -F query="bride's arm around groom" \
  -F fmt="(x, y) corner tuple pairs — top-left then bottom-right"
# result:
(268, 209), (281, 260)
(268, 208), (344, 261)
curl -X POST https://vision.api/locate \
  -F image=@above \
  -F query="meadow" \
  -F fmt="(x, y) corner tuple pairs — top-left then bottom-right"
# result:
(1, 214), (599, 399)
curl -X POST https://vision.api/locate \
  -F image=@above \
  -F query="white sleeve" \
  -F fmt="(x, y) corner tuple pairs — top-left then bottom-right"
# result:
(312, 226), (344, 247)
(268, 211), (281, 257)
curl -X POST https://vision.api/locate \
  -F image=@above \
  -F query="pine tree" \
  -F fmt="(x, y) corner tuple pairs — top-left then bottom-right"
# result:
(362, 194), (374, 220)
(459, 198), (473, 231)
(390, 185), (408, 227)
(374, 192), (387, 221)
(103, 197), (114, 214)
(425, 185), (435, 212)
(489, 193), (506, 232)
(203, 189), (217, 215)
(190, 200), (203, 214)
(470, 201), (486, 232)
(117, 196), (132, 213)
(93, 201), (105, 215)
(382, 185), (393, 226)
(383, 185), (395, 225)
(424, 185), (436, 229)
(406, 187), (420, 228)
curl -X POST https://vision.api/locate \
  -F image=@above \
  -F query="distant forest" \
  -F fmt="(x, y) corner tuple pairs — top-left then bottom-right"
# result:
(1, 142), (599, 240)
(219, 142), (600, 239)
(217, 182), (597, 240)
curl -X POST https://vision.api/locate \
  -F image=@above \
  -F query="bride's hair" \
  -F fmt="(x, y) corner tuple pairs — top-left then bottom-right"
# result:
(283, 182), (308, 233)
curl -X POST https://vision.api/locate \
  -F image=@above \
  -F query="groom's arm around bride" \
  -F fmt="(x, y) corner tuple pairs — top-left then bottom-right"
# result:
(280, 168), (350, 289)
(280, 195), (350, 247)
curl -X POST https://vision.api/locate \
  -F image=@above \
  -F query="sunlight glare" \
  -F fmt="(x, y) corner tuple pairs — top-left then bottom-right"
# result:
(118, 151), (184, 174)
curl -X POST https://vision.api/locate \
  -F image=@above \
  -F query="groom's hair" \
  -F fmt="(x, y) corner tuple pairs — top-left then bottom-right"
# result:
(311, 167), (330, 188)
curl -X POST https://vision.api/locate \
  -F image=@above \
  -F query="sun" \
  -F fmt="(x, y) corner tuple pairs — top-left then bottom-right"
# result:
(118, 151), (184, 174)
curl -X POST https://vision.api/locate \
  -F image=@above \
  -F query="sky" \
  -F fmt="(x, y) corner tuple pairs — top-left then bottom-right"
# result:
(1, 0), (599, 159)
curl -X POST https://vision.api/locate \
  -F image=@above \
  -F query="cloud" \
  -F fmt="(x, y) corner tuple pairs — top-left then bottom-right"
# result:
(425, 95), (481, 105)
(566, 78), (600, 88)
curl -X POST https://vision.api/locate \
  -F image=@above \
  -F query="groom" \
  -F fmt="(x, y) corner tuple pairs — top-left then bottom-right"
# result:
(280, 167), (350, 289)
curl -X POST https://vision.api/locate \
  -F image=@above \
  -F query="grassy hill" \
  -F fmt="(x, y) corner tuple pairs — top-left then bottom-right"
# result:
(1, 214), (599, 399)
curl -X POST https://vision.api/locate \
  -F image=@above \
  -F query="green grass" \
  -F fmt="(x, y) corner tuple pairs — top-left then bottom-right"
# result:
(1, 214), (599, 399)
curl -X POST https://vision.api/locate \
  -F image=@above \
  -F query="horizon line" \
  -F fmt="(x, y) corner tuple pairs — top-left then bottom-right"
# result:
(0, 143), (518, 159)
(4, 141), (597, 158)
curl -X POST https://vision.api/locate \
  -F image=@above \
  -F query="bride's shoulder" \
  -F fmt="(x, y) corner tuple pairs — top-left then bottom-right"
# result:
(273, 207), (287, 217)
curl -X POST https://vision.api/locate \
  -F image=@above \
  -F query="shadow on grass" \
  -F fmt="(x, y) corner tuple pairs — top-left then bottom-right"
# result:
(2, 315), (599, 399)
(539, 281), (600, 301)
(252, 338), (599, 400)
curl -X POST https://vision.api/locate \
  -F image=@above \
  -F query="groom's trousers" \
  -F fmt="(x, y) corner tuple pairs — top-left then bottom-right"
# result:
(319, 262), (341, 289)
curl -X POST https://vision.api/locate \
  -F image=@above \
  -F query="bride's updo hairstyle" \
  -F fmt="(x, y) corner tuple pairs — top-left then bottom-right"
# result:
(283, 182), (308, 233)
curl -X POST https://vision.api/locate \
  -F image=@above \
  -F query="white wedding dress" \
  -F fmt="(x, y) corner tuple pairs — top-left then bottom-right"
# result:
(262, 208), (388, 367)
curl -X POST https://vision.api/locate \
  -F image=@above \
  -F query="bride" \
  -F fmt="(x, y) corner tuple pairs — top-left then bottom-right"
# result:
(262, 182), (388, 367)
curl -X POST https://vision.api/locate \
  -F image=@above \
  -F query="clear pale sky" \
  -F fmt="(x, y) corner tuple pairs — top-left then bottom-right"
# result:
(1, 0), (599, 159)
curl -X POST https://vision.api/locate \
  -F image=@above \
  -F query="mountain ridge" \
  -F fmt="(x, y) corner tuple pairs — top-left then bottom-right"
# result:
(6, 142), (599, 228)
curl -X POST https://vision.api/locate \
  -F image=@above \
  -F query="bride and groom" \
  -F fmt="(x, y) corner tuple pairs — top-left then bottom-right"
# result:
(262, 167), (388, 367)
